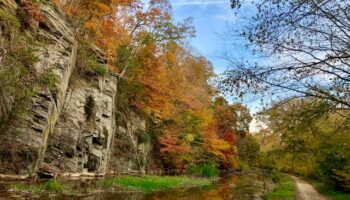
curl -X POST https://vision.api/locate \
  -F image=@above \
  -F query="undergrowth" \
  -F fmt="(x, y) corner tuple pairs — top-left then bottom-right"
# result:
(263, 173), (296, 200)
(14, 180), (64, 195)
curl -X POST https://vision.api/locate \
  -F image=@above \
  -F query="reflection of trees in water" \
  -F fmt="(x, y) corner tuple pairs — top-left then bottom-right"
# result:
(142, 173), (270, 200)
(2, 170), (273, 200)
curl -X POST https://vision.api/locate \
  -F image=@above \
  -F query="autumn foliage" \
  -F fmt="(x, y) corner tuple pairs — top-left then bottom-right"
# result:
(18, 0), (45, 27)
(52, 0), (251, 172)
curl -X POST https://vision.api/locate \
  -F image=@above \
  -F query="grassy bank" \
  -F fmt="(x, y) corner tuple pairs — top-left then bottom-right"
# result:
(103, 175), (213, 192)
(309, 180), (350, 200)
(14, 180), (64, 195)
(263, 173), (296, 200)
(13, 175), (214, 196)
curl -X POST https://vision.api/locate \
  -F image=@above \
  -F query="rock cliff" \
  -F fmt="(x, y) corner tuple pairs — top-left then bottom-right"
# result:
(0, 0), (159, 178)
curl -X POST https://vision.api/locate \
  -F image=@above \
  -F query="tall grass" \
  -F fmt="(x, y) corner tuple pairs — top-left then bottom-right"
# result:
(310, 180), (350, 200)
(14, 180), (64, 195)
(103, 175), (212, 192)
(263, 174), (296, 200)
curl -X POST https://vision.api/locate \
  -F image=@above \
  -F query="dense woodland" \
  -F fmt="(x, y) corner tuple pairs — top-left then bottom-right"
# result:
(0, 0), (253, 176)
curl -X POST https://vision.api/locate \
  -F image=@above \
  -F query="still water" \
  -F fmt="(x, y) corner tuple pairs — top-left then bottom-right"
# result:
(0, 171), (272, 200)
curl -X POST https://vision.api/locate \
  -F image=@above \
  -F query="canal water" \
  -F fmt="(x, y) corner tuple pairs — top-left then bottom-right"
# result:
(0, 170), (273, 200)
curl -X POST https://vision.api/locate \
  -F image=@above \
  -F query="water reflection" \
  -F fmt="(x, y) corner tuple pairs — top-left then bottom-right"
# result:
(59, 173), (267, 200)
(0, 170), (272, 200)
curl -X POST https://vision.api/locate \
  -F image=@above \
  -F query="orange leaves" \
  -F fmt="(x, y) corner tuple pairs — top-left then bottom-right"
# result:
(84, 20), (98, 30)
(54, 0), (143, 69)
(205, 137), (231, 159)
(112, 0), (137, 7)
(158, 133), (192, 168)
(135, 42), (169, 117)
(92, 2), (109, 15)
(159, 134), (190, 155)
(51, 0), (249, 171)
(204, 130), (238, 169)
(199, 98), (252, 169)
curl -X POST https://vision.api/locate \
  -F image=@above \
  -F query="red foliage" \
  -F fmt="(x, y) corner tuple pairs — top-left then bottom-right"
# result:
(18, 0), (45, 27)
(224, 131), (236, 146)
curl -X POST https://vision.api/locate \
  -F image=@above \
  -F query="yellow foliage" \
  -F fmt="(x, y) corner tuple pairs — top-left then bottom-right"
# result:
(84, 20), (97, 29)
(92, 2), (109, 13)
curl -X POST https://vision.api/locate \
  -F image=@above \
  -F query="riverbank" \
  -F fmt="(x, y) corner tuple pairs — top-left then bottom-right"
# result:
(263, 173), (296, 200)
(0, 169), (276, 200)
(8, 175), (214, 197)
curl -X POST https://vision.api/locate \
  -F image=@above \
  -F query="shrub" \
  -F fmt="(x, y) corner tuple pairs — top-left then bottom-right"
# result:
(9, 46), (39, 69)
(189, 164), (219, 178)
(43, 180), (64, 192)
(0, 46), (38, 128)
(0, 143), (38, 174)
(0, 9), (21, 42)
(76, 44), (108, 77)
(310, 179), (350, 200)
(14, 183), (43, 195)
(271, 170), (282, 183)
(13, 179), (64, 195)
(137, 131), (150, 143)
(90, 61), (108, 75)
(42, 71), (59, 92)
(87, 56), (108, 76)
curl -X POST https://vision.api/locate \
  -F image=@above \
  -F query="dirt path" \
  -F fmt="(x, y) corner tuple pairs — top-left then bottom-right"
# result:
(291, 176), (328, 200)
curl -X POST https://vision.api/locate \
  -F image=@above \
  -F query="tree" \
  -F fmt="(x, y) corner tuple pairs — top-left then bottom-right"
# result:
(51, 0), (249, 173)
(237, 134), (260, 163)
(203, 97), (252, 169)
(54, 0), (194, 74)
(222, 0), (350, 109)
(260, 97), (350, 188)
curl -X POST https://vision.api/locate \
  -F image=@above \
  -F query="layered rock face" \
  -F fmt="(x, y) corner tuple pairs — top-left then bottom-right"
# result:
(41, 76), (118, 176)
(0, 0), (78, 175)
(0, 0), (159, 177)
(109, 111), (162, 175)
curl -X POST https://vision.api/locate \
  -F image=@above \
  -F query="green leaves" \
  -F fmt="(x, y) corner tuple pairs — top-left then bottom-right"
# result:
(260, 97), (350, 189)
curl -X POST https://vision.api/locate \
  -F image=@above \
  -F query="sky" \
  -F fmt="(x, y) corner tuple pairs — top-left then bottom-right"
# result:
(169, 0), (234, 74)
(167, 0), (266, 132)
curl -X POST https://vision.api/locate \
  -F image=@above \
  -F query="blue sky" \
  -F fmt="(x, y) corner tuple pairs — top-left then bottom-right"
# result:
(168, 1), (266, 131)
(169, 0), (234, 74)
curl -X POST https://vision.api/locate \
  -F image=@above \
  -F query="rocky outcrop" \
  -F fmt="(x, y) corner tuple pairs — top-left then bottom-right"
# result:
(0, 0), (77, 175)
(0, 0), (161, 178)
(109, 111), (152, 174)
(41, 79), (163, 176)
(41, 75), (118, 176)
